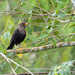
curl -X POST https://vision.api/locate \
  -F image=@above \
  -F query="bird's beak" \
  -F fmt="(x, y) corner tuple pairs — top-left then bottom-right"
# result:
(25, 22), (28, 25)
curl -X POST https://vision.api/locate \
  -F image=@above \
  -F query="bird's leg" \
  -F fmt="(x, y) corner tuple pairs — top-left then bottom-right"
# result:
(15, 44), (19, 52)
(19, 44), (23, 52)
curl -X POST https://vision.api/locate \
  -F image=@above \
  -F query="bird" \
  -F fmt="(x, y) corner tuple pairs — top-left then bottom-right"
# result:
(7, 22), (28, 50)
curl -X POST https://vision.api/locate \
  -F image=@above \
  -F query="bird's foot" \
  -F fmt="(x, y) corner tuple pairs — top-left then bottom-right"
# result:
(20, 48), (23, 53)
(20, 48), (22, 51)
(16, 49), (19, 52)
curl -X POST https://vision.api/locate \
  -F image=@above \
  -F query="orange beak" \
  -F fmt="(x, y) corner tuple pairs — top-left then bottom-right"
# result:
(25, 22), (28, 25)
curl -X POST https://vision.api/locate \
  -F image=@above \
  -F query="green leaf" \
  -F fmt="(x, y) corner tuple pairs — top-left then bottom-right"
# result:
(63, 69), (68, 75)
(69, 24), (75, 28)
(1, 62), (6, 71)
(53, 66), (58, 71)
(21, 0), (24, 5)
(1, 36), (5, 44)
(3, 32), (10, 41)
(57, 13), (66, 18)
(55, 10), (60, 14)
(54, 31), (60, 38)
(52, 40), (56, 47)
(47, 27), (53, 33)
(27, 25), (33, 35)
(30, 33), (37, 41)
(28, 11), (32, 23)
(0, 45), (5, 53)
(38, 39), (45, 44)
(6, 53), (13, 57)
(51, 12), (56, 17)
(48, 71), (52, 75)
(58, 69), (64, 75)
(54, 31), (59, 35)
(3, 33), (6, 41)
(38, 34), (48, 40)
(66, 67), (70, 74)
(6, 32), (10, 39)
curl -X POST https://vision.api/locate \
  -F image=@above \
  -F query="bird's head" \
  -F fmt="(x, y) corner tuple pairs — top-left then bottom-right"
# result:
(19, 22), (28, 28)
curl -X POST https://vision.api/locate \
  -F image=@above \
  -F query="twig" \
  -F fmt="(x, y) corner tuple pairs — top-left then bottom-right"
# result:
(29, 48), (59, 63)
(57, 33), (75, 43)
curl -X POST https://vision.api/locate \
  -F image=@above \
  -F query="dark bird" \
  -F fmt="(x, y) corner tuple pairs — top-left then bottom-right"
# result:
(7, 22), (28, 50)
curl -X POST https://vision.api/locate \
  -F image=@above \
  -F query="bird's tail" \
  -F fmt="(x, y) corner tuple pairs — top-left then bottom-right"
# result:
(7, 43), (14, 50)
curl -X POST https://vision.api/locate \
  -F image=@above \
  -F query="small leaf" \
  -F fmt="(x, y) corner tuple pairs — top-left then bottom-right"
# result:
(38, 34), (48, 40)
(0, 45), (5, 53)
(1, 62), (6, 71)
(21, 0), (24, 5)
(3, 33), (6, 41)
(30, 33), (37, 41)
(6, 53), (13, 57)
(66, 67), (70, 74)
(47, 27), (53, 33)
(69, 24), (75, 28)
(38, 39), (45, 44)
(57, 13), (66, 18)
(58, 69), (64, 75)
(63, 69), (68, 75)
(51, 12), (56, 17)
(55, 10), (60, 14)
(53, 66), (58, 71)
(1, 36), (5, 44)
(61, 62), (67, 68)
(6, 32), (10, 39)
(3, 32), (10, 41)
(48, 71), (52, 75)
(28, 11), (32, 23)
(54, 31), (59, 35)
(27, 25), (33, 35)
(52, 40), (56, 47)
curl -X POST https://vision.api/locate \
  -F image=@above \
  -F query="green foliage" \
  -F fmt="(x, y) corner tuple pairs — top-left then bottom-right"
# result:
(0, 0), (75, 74)
(48, 60), (74, 75)
(69, 24), (75, 28)
(0, 45), (5, 53)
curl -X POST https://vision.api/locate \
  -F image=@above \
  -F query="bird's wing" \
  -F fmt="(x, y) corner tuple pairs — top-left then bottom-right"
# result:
(10, 29), (19, 44)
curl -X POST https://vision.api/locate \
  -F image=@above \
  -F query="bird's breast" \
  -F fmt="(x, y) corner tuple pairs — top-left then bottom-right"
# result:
(18, 27), (26, 34)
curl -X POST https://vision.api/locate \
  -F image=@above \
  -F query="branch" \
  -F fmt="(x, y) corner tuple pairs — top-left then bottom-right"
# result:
(0, 52), (33, 75)
(7, 41), (75, 54)
(0, 52), (17, 75)
(4, 71), (75, 75)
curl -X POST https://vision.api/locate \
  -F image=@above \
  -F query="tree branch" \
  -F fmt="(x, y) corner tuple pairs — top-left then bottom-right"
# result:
(7, 41), (75, 54)
(0, 52), (33, 75)
(4, 71), (75, 75)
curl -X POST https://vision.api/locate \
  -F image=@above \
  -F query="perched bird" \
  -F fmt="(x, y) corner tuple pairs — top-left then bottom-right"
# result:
(7, 22), (28, 50)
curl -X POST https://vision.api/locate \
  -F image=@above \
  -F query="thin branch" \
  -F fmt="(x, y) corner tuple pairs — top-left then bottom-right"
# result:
(0, 52), (17, 75)
(29, 48), (59, 63)
(7, 41), (75, 54)
(4, 71), (75, 75)
(57, 33), (75, 43)
(0, 52), (33, 75)
(14, 33), (75, 50)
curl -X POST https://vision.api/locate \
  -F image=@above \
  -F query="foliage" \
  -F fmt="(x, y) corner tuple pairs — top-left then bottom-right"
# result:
(48, 60), (75, 75)
(0, 0), (75, 74)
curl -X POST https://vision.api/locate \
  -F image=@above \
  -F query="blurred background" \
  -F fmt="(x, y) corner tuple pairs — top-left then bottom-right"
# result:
(0, 0), (75, 74)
